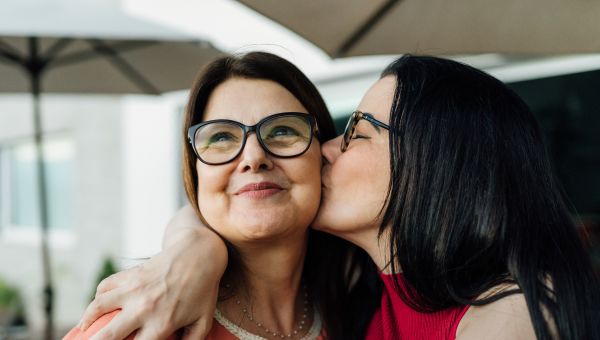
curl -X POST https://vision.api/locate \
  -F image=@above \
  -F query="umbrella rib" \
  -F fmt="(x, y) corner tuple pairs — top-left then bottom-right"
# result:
(86, 39), (161, 94)
(0, 39), (26, 66)
(49, 41), (156, 68)
(43, 38), (74, 60)
(0, 49), (24, 66)
(336, 0), (401, 57)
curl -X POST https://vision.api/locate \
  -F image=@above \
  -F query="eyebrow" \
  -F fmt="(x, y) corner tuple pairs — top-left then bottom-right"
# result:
(367, 120), (382, 133)
(362, 114), (388, 133)
(355, 119), (381, 135)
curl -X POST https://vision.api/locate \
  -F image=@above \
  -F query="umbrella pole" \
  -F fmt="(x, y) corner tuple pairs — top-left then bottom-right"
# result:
(29, 37), (54, 340)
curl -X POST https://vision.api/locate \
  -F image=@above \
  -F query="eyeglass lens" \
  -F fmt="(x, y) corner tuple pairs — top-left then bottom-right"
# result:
(193, 115), (313, 164)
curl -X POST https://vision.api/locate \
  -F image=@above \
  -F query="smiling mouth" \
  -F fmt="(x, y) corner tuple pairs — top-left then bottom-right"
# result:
(235, 182), (283, 199)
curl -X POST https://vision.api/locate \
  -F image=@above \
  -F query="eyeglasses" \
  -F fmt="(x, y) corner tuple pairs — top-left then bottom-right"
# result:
(188, 112), (319, 165)
(341, 110), (389, 152)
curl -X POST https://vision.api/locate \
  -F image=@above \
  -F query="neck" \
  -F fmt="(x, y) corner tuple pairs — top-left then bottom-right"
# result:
(220, 230), (311, 336)
(239, 233), (307, 299)
(334, 225), (399, 274)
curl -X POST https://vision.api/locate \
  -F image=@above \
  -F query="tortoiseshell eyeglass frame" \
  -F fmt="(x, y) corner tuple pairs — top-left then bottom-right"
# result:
(341, 110), (390, 152)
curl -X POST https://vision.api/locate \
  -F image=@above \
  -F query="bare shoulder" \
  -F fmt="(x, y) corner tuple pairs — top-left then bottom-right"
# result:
(456, 284), (536, 340)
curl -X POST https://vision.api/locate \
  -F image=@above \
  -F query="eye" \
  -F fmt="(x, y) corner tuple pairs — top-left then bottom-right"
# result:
(267, 126), (301, 138)
(352, 134), (370, 140)
(207, 132), (237, 144)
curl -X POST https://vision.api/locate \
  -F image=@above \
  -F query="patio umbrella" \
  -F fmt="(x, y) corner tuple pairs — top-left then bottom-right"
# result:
(237, 0), (600, 57)
(0, 2), (222, 338)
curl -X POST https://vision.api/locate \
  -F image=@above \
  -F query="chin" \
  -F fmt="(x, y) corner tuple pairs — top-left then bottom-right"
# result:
(240, 227), (283, 241)
(217, 222), (283, 243)
(236, 215), (308, 242)
(314, 200), (371, 233)
(312, 208), (343, 234)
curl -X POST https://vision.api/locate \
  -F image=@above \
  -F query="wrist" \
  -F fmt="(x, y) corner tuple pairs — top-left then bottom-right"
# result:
(167, 227), (228, 273)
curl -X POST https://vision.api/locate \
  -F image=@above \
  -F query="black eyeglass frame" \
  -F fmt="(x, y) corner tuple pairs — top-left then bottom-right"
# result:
(187, 112), (320, 165)
(341, 110), (389, 152)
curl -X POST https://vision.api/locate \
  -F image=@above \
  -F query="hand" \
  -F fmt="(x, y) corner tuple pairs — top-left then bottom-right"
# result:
(79, 208), (228, 340)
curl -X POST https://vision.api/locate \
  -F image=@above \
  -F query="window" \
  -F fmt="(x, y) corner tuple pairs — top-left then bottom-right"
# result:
(0, 136), (74, 233)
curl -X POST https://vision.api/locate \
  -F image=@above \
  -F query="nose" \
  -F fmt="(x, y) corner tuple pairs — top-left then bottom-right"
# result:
(237, 133), (274, 173)
(321, 134), (343, 165)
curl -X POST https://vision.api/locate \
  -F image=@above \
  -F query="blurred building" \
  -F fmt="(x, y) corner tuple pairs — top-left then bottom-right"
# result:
(0, 93), (183, 336)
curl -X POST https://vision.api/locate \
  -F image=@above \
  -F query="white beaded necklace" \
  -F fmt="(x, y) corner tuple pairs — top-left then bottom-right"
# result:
(238, 284), (310, 339)
(221, 284), (315, 339)
(214, 308), (322, 340)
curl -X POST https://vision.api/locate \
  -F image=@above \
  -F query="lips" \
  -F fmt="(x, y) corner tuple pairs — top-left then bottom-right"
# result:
(235, 181), (284, 198)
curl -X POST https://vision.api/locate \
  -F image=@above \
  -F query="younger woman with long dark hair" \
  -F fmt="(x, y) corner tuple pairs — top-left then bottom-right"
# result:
(319, 55), (600, 339)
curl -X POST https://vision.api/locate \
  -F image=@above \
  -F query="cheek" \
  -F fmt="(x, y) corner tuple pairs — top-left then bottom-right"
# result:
(287, 146), (322, 205)
(333, 151), (382, 197)
(372, 147), (390, 196)
(321, 143), (390, 229)
(195, 161), (233, 224)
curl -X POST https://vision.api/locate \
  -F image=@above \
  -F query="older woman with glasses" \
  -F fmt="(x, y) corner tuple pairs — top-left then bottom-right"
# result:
(78, 55), (600, 340)
(65, 52), (376, 340)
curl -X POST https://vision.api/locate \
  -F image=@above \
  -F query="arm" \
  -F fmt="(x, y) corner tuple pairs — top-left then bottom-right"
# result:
(162, 204), (215, 249)
(79, 205), (228, 340)
(456, 288), (537, 340)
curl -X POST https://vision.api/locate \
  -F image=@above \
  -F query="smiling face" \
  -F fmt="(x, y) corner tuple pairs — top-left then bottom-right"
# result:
(313, 76), (395, 246)
(195, 77), (322, 245)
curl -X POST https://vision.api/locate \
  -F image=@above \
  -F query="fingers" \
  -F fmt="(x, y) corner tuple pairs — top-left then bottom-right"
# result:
(136, 315), (212, 340)
(89, 311), (140, 340)
(96, 269), (131, 297)
(80, 289), (123, 331)
(181, 319), (213, 340)
(134, 324), (174, 340)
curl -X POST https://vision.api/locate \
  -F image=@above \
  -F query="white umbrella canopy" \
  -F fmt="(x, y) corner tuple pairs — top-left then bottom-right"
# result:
(238, 0), (600, 58)
(0, 2), (222, 94)
(0, 3), (222, 338)
(0, 36), (219, 93)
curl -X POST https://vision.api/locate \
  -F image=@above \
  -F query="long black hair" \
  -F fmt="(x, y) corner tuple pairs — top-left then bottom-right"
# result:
(182, 52), (377, 339)
(380, 55), (600, 339)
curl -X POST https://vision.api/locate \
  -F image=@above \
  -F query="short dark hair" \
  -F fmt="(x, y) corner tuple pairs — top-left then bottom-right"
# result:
(380, 55), (600, 339)
(182, 52), (376, 339)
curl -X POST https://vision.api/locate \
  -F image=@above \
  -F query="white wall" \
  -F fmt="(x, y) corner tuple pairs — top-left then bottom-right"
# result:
(0, 94), (125, 334)
(121, 93), (183, 259)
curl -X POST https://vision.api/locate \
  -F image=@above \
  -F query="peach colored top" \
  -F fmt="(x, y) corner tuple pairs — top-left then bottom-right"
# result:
(63, 310), (138, 340)
(63, 309), (325, 340)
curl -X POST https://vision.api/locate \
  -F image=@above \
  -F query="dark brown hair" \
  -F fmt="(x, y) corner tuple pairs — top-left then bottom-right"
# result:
(181, 52), (378, 339)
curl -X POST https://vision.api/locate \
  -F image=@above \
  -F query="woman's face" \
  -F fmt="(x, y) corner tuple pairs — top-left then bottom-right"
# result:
(313, 76), (395, 239)
(196, 77), (322, 245)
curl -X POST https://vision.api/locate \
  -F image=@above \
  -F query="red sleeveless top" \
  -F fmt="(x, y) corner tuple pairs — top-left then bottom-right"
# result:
(365, 273), (470, 340)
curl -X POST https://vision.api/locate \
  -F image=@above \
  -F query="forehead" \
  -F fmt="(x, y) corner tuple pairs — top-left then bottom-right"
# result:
(357, 75), (396, 124)
(203, 77), (308, 124)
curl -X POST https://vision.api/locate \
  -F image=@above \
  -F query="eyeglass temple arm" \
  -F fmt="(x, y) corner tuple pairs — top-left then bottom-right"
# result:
(363, 114), (390, 130)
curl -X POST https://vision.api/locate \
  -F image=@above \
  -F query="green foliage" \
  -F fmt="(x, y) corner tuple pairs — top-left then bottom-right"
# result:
(0, 277), (25, 326)
(0, 278), (20, 309)
(89, 257), (118, 302)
